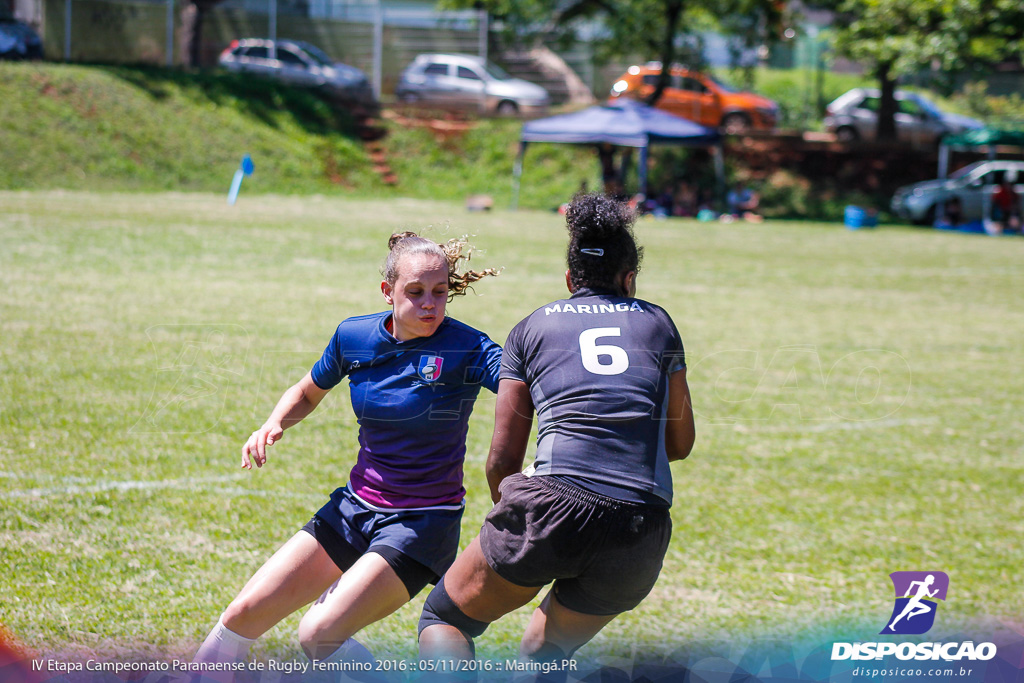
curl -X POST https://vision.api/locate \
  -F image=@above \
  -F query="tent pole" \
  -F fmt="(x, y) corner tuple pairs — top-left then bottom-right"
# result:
(713, 144), (726, 213)
(936, 143), (950, 225)
(637, 143), (649, 203)
(620, 149), (633, 196)
(511, 141), (527, 211)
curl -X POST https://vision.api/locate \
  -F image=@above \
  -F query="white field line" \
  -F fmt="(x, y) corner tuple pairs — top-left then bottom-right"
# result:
(0, 474), (313, 499)
(729, 416), (940, 433)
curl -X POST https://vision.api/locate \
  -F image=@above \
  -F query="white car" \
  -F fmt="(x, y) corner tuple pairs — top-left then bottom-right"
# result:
(395, 53), (550, 115)
(891, 160), (1024, 224)
(825, 88), (983, 145)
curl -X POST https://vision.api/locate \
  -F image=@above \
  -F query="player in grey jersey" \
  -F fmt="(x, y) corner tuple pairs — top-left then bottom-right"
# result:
(418, 193), (696, 678)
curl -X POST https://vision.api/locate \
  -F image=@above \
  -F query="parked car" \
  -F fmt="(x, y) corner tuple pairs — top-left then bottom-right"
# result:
(891, 160), (1024, 225)
(824, 88), (983, 145)
(218, 38), (375, 107)
(0, 16), (44, 60)
(608, 63), (779, 134)
(395, 53), (550, 115)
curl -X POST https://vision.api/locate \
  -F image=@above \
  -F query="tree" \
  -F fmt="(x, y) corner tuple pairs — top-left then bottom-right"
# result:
(441, 0), (784, 106)
(180, 0), (227, 67)
(830, 0), (1024, 141)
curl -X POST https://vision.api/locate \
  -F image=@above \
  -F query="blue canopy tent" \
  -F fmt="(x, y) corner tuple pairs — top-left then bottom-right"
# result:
(512, 98), (724, 209)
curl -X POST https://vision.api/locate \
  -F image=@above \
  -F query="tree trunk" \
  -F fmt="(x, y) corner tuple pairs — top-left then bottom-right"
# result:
(876, 60), (898, 142)
(179, 3), (197, 66)
(645, 0), (685, 106)
(181, 0), (215, 68)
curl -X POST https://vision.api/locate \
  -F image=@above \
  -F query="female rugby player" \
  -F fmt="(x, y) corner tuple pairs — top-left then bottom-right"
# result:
(418, 194), (695, 674)
(194, 232), (500, 670)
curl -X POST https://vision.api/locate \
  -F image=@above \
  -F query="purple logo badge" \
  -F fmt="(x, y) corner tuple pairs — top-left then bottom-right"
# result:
(417, 355), (444, 382)
(881, 571), (949, 635)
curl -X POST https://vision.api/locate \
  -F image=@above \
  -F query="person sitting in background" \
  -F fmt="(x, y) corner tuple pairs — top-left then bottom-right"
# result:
(598, 144), (623, 198)
(651, 187), (674, 218)
(991, 173), (1021, 235)
(940, 196), (965, 228)
(725, 182), (763, 223)
(637, 188), (674, 218)
(672, 181), (698, 217)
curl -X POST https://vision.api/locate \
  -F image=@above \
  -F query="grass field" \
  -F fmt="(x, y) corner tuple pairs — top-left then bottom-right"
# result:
(1, 191), (1022, 671)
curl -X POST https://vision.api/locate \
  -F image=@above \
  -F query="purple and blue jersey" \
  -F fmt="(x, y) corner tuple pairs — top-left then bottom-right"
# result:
(311, 312), (501, 509)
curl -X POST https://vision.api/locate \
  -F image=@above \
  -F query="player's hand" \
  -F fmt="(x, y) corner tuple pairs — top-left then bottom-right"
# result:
(242, 424), (284, 469)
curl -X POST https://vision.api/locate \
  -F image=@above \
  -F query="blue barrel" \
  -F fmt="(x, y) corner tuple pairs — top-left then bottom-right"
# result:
(844, 205), (878, 229)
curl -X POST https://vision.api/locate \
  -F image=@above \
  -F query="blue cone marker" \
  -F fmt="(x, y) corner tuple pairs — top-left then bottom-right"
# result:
(227, 155), (255, 205)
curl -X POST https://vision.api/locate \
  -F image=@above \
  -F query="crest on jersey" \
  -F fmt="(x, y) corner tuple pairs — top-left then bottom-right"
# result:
(417, 355), (444, 382)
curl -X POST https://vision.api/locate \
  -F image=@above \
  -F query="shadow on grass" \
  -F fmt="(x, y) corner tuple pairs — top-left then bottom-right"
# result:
(102, 63), (363, 140)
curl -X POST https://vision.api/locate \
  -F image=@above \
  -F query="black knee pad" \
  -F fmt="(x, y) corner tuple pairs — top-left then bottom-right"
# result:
(418, 576), (490, 639)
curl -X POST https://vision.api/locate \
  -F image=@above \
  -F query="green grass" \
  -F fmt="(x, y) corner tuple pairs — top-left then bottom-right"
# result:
(1, 191), (1022, 670)
(0, 63), (378, 194)
(0, 62), (596, 212)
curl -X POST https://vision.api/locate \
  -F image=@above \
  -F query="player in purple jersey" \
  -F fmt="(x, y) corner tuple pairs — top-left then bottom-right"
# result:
(418, 194), (695, 677)
(193, 232), (500, 674)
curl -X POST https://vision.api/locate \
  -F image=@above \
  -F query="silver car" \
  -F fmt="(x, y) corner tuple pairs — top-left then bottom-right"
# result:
(218, 38), (375, 107)
(825, 88), (983, 146)
(395, 53), (550, 115)
(891, 160), (1024, 224)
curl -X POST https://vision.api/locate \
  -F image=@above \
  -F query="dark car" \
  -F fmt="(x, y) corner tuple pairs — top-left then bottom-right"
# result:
(218, 38), (375, 108)
(0, 16), (44, 60)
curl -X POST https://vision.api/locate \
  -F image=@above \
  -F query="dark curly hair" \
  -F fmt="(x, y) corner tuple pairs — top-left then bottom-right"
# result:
(383, 231), (500, 301)
(565, 193), (643, 293)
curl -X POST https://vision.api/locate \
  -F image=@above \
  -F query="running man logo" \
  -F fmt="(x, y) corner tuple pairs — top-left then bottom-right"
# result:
(881, 571), (949, 635)
(417, 355), (444, 382)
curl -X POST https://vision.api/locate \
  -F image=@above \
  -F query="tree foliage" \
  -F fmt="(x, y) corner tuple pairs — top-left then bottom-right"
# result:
(440, 0), (784, 105)
(830, 0), (1024, 139)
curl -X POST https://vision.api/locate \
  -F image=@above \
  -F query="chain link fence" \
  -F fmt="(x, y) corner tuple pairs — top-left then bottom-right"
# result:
(36, 0), (497, 99)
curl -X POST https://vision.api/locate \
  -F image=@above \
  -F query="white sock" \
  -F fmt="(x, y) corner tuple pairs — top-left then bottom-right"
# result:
(193, 618), (256, 664)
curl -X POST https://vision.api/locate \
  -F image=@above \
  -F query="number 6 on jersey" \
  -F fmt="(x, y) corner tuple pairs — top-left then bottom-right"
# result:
(579, 327), (629, 375)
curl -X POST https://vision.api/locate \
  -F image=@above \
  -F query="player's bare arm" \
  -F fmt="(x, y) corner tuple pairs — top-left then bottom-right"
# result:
(666, 368), (695, 462)
(242, 371), (330, 469)
(485, 379), (535, 502)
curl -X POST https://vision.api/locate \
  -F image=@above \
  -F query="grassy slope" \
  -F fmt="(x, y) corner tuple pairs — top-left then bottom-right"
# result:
(3, 62), (1019, 222)
(0, 63), (379, 193)
(1, 192), (1022, 666)
(0, 63), (596, 211)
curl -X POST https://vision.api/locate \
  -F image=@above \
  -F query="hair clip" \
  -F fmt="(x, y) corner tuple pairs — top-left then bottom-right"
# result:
(580, 248), (604, 256)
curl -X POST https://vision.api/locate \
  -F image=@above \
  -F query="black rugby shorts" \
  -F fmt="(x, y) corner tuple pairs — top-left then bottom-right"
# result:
(479, 473), (672, 615)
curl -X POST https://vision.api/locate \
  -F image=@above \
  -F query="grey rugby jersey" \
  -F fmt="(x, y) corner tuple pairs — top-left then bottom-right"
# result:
(500, 286), (686, 505)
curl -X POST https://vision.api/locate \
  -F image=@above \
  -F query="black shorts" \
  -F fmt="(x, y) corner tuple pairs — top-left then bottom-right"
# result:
(478, 473), (672, 616)
(301, 486), (463, 598)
